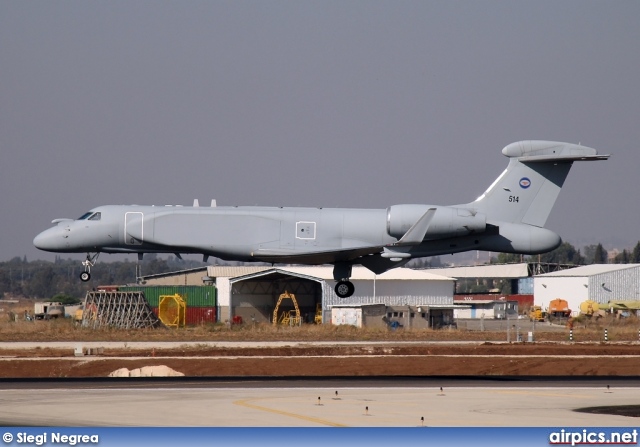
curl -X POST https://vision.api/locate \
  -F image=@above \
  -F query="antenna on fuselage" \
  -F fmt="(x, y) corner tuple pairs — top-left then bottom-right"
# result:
(211, 199), (217, 207)
(193, 199), (200, 207)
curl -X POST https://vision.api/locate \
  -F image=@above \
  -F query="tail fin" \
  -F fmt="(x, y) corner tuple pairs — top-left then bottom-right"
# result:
(461, 141), (609, 227)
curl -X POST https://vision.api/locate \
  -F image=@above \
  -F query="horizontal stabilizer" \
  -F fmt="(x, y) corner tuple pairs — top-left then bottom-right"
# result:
(502, 140), (610, 162)
(519, 154), (610, 163)
(394, 208), (436, 246)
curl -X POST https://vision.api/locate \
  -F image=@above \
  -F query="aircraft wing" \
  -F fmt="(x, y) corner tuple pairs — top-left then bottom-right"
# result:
(251, 244), (385, 265)
(253, 208), (440, 265)
(253, 244), (411, 276)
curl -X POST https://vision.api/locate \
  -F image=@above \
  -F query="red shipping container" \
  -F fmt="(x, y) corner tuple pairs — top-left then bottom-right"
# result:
(506, 294), (534, 308)
(185, 307), (217, 325)
(151, 306), (216, 325)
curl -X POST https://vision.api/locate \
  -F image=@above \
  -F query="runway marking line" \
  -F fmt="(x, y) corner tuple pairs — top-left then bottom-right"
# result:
(495, 390), (592, 399)
(233, 398), (348, 427)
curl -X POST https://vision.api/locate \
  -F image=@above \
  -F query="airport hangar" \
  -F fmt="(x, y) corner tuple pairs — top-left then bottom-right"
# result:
(138, 265), (457, 328)
(534, 263), (640, 316)
(422, 262), (575, 319)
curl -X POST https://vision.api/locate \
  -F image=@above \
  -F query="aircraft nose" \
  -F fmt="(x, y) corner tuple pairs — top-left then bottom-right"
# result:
(33, 227), (66, 252)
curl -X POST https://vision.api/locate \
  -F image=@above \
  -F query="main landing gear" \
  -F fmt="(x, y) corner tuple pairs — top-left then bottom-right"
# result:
(333, 262), (355, 298)
(80, 253), (99, 282)
(334, 281), (355, 298)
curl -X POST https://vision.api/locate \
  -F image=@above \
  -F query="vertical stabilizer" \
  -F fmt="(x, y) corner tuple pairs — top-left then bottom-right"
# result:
(461, 141), (608, 227)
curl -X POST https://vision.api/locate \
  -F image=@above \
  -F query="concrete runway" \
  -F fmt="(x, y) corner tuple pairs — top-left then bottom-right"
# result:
(1, 380), (638, 427)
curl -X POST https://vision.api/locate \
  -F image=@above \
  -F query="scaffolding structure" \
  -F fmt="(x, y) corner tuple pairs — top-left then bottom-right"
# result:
(272, 291), (301, 326)
(82, 291), (163, 329)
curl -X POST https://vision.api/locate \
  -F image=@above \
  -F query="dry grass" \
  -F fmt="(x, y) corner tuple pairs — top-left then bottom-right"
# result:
(2, 308), (640, 344)
(2, 298), (640, 344)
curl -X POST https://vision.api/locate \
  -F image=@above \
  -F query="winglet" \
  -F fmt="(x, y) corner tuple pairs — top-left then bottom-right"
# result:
(393, 208), (436, 246)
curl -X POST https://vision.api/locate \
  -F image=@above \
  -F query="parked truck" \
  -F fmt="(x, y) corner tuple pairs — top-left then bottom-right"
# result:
(33, 302), (65, 320)
(579, 300), (606, 319)
(547, 298), (571, 323)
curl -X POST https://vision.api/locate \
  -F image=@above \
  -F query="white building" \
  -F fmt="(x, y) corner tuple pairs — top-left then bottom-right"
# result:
(220, 266), (455, 324)
(534, 264), (640, 316)
(142, 265), (455, 325)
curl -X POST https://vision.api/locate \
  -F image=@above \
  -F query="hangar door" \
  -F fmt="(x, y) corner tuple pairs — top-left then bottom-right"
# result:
(231, 271), (323, 324)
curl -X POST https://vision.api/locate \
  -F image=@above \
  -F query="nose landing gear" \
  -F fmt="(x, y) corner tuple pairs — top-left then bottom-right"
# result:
(80, 253), (99, 282)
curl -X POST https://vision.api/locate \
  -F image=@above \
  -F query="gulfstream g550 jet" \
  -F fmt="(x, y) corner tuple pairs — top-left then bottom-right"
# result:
(34, 141), (608, 298)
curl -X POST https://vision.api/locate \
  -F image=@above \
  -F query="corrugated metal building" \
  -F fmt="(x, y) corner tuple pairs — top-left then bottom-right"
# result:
(221, 266), (455, 324)
(453, 300), (518, 319)
(454, 294), (533, 313)
(534, 264), (640, 316)
(330, 303), (456, 329)
(141, 265), (455, 325)
(139, 267), (211, 286)
(426, 262), (564, 295)
(427, 263), (530, 279)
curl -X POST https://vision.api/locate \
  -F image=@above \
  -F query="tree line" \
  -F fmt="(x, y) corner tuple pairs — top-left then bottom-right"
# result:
(2, 241), (639, 301)
(0, 255), (206, 301)
(491, 241), (640, 265)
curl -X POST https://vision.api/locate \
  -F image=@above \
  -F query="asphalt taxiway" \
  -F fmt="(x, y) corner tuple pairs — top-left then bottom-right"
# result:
(0, 379), (638, 427)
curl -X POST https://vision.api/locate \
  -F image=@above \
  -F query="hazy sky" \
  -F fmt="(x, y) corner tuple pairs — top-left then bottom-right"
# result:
(2, 1), (639, 262)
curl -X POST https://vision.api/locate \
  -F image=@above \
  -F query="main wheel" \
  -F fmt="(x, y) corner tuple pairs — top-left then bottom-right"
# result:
(80, 271), (91, 282)
(335, 280), (355, 298)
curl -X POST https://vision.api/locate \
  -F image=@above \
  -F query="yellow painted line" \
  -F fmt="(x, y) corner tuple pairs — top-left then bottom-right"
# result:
(234, 398), (348, 427)
(496, 390), (592, 399)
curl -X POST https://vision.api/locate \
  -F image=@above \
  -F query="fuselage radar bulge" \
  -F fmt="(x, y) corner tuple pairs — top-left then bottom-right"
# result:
(34, 141), (609, 298)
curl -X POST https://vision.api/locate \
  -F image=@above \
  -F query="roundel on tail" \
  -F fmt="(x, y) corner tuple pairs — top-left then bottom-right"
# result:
(519, 177), (531, 189)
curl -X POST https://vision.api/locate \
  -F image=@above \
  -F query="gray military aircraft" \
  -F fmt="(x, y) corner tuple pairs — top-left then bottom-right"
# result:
(34, 140), (608, 297)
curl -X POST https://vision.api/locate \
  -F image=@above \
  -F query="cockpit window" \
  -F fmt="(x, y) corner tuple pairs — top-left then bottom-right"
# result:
(77, 212), (101, 221)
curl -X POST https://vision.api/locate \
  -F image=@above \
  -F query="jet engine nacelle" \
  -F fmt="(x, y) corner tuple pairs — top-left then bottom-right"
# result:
(386, 204), (486, 240)
(484, 222), (562, 254)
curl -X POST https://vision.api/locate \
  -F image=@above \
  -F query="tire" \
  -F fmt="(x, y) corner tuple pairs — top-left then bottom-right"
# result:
(335, 281), (355, 298)
(80, 272), (91, 282)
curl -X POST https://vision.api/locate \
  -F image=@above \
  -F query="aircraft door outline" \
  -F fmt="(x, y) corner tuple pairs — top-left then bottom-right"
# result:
(125, 212), (143, 245)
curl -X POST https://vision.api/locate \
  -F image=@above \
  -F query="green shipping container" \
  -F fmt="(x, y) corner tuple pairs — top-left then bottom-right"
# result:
(118, 285), (216, 308)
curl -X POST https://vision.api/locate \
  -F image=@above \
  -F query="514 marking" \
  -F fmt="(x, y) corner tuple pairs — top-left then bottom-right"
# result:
(508, 196), (519, 203)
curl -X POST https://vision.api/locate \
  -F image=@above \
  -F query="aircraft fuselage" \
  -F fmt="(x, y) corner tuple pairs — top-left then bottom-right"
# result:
(33, 204), (561, 263)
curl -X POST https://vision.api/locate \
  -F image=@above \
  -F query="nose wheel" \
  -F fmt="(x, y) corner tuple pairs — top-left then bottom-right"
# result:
(335, 280), (355, 298)
(80, 253), (99, 282)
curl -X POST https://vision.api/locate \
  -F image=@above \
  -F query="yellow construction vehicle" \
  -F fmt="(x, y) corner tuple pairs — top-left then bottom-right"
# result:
(74, 305), (84, 325)
(529, 306), (546, 322)
(273, 291), (301, 326)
